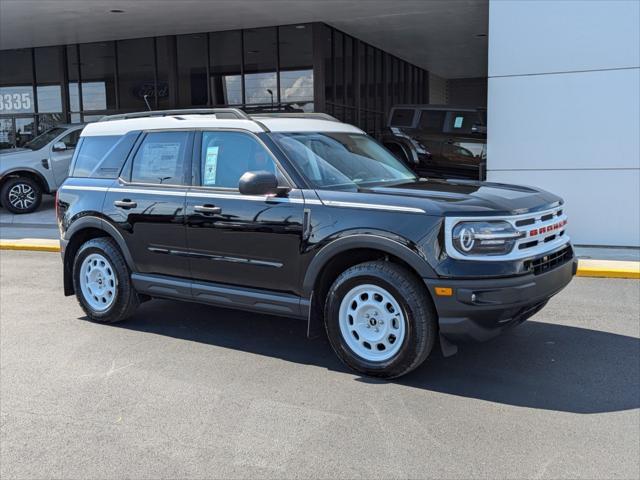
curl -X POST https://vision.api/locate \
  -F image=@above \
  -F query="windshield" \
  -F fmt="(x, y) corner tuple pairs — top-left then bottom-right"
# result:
(271, 132), (416, 189)
(24, 128), (66, 150)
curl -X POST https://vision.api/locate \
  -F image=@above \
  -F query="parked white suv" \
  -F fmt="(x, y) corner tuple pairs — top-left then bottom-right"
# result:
(0, 124), (84, 213)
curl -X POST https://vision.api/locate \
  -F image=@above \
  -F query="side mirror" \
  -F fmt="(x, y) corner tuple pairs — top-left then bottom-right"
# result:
(52, 141), (67, 152)
(238, 171), (288, 196)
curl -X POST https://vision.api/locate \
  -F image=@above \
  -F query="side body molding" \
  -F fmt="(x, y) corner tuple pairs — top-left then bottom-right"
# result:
(302, 233), (436, 298)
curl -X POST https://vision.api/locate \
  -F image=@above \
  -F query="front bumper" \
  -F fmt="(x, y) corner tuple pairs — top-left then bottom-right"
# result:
(424, 256), (577, 343)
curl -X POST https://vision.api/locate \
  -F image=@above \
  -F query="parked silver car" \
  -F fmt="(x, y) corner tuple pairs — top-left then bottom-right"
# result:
(0, 124), (84, 213)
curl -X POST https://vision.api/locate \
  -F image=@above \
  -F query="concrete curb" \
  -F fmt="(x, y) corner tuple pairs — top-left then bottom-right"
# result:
(576, 259), (640, 280)
(0, 239), (61, 253)
(1, 241), (639, 279)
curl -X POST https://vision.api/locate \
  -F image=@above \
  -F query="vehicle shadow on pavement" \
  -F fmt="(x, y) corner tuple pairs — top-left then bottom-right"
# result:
(109, 299), (639, 415)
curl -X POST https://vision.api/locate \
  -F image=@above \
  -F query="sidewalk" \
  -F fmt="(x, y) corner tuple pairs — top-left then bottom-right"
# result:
(1, 200), (638, 278)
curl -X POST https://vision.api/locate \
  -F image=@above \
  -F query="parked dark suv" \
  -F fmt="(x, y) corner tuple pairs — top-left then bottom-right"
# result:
(57, 109), (575, 378)
(381, 105), (487, 180)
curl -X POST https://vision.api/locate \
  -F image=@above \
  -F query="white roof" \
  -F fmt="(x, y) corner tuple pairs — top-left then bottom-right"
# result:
(81, 114), (364, 137)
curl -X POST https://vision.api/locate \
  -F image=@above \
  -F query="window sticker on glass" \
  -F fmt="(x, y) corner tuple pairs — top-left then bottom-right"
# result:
(453, 116), (464, 129)
(141, 142), (180, 178)
(203, 146), (219, 185)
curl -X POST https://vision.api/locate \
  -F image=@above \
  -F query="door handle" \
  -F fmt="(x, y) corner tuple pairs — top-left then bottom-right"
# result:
(114, 199), (137, 209)
(194, 204), (222, 215)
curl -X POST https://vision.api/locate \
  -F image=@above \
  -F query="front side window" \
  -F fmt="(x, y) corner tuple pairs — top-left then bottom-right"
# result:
(58, 129), (81, 149)
(23, 127), (65, 150)
(271, 132), (416, 189)
(131, 131), (189, 185)
(443, 111), (484, 135)
(199, 131), (277, 189)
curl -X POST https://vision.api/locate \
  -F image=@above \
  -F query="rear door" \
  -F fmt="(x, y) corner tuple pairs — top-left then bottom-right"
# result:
(185, 130), (305, 294)
(102, 130), (193, 278)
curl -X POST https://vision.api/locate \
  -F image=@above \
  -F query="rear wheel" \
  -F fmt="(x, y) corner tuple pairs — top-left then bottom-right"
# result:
(325, 261), (437, 379)
(0, 177), (42, 214)
(72, 237), (139, 323)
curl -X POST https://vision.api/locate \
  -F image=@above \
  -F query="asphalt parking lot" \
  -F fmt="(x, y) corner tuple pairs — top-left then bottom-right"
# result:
(1, 250), (639, 480)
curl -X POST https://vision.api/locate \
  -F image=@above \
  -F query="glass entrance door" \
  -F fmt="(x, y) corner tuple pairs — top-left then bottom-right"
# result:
(0, 116), (36, 150)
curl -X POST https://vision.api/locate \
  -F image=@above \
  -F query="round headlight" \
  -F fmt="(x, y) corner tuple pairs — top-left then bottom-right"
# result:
(458, 226), (475, 252)
(452, 221), (523, 256)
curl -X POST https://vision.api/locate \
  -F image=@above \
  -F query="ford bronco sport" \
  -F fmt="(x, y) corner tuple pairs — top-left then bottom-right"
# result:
(57, 109), (576, 378)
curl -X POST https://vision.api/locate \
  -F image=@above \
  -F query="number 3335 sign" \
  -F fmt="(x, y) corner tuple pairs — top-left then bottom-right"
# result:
(0, 88), (34, 113)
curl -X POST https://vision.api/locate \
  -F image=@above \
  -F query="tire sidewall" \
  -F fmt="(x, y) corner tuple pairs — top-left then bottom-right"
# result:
(73, 241), (127, 321)
(1, 177), (42, 214)
(325, 270), (422, 374)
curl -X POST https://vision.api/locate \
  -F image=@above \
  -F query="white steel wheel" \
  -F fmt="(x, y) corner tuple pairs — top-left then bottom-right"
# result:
(8, 182), (36, 210)
(79, 253), (117, 312)
(338, 283), (407, 362)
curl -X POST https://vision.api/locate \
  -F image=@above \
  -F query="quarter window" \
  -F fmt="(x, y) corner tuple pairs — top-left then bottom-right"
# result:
(72, 135), (120, 177)
(131, 131), (189, 185)
(200, 131), (277, 189)
(389, 108), (415, 127)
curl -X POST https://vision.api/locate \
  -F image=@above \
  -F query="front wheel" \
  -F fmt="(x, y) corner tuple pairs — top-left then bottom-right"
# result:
(0, 177), (42, 214)
(325, 261), (437, 379)
(72, 237), (139, 323)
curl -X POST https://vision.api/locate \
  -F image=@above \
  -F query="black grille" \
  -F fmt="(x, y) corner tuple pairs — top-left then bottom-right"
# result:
(526, 246), (573, 275)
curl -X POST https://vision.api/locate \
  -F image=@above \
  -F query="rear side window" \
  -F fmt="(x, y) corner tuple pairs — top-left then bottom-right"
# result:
(389, 108), (415, 127)
(71, 135), (120, 177)
(130, 131), (189, 185)
(418, 110), (446, 133)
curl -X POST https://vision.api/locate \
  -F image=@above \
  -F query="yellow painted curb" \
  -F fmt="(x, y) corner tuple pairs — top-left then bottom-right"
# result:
(577, 259), (640, 279)
(0, 239), (60, 253)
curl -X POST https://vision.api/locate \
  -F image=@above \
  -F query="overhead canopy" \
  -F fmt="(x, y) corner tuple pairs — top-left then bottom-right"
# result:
(0, 0), (488, 78)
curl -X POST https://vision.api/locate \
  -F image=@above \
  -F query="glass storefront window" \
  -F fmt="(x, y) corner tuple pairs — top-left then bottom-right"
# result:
(35, 47), (63, 113)
(176, 34), (208, 107)
(156, 36), (176, 109)
(118, 38), (156, 110)
(0, 86), (34, 114)
(210, 30), (242, 106)
(244, 27), (277, 106)
(37, 113), (66, 133)
(0, 49), (35, 116)
(279, 25), (313, 111)
(79, 42), (117, 111)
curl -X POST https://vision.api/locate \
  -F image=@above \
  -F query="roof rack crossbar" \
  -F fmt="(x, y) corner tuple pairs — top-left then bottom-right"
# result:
(249, 112), (341, 122)
(99, 108), (251, 122)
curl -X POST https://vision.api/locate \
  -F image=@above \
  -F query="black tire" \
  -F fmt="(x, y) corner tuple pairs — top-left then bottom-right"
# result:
(72, 237), (139, 323)
(324, 260), (437, 379)
(0, 176), (42, 214)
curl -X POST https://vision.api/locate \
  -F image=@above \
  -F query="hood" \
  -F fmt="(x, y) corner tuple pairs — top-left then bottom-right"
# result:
(0, 148), (31, 157)
(354, 178), (562, 216)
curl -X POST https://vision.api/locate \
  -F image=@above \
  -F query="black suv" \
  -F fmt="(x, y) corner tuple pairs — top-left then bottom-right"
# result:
(381, 105), (487, 180)
(57, 109), (575, 378)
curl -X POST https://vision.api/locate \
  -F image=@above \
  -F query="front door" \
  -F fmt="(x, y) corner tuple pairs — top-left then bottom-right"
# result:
(185, 130), (305, 295)
(102, 130), (193, 278)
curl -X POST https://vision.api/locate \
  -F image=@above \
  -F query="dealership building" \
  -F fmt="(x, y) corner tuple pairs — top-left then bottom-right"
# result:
(0, 0), (638, 247)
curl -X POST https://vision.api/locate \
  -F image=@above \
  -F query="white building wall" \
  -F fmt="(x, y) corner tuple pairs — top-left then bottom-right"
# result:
(487, 0), (640, 246)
